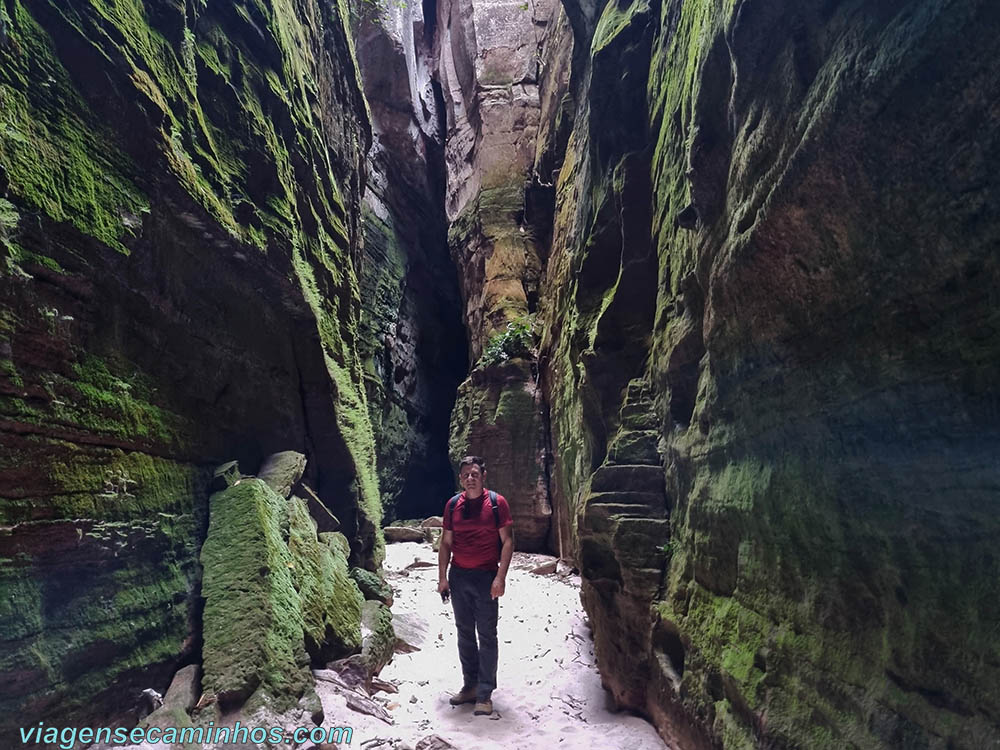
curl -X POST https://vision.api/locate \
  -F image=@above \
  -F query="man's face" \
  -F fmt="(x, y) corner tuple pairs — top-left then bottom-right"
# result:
(459, 464), (484, 496)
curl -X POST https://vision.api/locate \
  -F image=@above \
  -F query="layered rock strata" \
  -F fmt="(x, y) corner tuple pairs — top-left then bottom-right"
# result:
(539, 0), (1000, 747)
(436, 0), (556, 550)
(0, 0), (382, 737)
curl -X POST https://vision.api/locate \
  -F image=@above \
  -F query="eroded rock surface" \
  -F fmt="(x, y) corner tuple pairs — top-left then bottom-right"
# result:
(4, 0), (1000, 747)
(0, 0), (381, 737)
(436, 0), (557, 550)
(353, 0), (469, 521)
(449, 360), (551, 550)
(539, 0), (1000, 747)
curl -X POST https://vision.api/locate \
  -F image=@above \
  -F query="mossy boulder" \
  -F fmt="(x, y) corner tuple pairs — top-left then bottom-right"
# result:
(360, 600), (396, 676)
(140, 703), (200, 750)
(199, 480), (311, 712)
(350, 567), (394, 605)
(320, 531), (352, 560)
(287, 497), (364, 662)
(161, 664), (200, 712)
(383, 525), (427, 543)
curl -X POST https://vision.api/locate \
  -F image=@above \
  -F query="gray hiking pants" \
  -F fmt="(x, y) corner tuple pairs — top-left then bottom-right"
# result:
(448, 565), (499, 702)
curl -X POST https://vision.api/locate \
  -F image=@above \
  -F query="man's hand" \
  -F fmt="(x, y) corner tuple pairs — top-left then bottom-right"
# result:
(438, 578), (449, 596)
(491, 576), (506, 599)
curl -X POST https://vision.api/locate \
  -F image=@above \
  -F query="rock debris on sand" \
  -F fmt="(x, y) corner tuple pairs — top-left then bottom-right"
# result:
(314, 542), (667, 750)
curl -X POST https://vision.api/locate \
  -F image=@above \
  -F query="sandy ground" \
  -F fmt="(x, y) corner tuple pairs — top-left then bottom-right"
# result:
(315, 541), (667, 750)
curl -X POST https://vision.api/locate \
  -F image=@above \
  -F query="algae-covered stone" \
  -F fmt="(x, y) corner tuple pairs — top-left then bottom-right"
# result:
(607, 429), (660, 466)
(140, 703), (199, 750)
(0, 0), (381, 739)
(200, 480), (311, 711)
(287, 496), (364, 661)
(350, 567), (394, 605)
(537, 0), (1000, 745)
(0, 509), (199, 738)
(320, 531), (352, 560)
(360, 600), (396, 676)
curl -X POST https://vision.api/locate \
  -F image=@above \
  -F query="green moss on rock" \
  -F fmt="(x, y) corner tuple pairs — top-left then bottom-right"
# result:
(0, 0), (383, 740)
(359, 599), (395, 676)
(200, 480), (311, 711)
(287, 496), (363, 661)
(0, 513), (198, 729)
(350, 566), (393, 605)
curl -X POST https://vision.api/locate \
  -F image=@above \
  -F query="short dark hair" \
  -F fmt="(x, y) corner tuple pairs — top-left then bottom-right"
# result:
(458, 456), (487, 474)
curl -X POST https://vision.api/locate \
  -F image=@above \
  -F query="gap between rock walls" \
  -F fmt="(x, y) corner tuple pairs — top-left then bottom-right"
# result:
(1, 0), (998, 748)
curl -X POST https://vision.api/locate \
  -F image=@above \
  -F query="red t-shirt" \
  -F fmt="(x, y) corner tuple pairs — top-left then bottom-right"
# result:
(443, 491), (513, 571)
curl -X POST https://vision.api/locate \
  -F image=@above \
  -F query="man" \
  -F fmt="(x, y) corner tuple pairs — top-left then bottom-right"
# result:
(437, 456), (514, 717)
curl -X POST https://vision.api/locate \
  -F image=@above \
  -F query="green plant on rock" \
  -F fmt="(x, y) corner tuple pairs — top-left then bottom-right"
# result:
(349, 0), (396, 31)
(480, 316), (536, 367)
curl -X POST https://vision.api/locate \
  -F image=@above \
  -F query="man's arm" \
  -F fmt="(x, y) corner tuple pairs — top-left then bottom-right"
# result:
(438, 529), (453, 594)
(491, 525), (514, 599)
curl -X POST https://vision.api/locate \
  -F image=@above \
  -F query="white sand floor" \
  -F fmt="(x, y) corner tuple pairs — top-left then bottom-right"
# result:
(315, 541), (668, 750)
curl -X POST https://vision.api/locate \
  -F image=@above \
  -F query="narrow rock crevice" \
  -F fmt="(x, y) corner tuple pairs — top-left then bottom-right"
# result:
(3, 0), (1000, 747)
(352, 0), (469, 522)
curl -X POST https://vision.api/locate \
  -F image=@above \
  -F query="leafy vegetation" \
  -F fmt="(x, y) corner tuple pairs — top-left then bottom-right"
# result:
(480, 316), (536, 367)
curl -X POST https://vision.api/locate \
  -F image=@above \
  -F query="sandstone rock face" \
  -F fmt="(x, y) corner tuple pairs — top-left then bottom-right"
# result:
(437, 0), (555, 225)
(436, 0), (557, 550)
(0, 0), (380, 738)
(449, 360), (551, 550)
(257, 451), (307, 498)
(539, 0), (1000, 747)
(353, 2), (469, 521)
(436, 0), (553, 356)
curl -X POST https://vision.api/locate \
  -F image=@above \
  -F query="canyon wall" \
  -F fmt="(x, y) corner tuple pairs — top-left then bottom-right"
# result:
(353, 0), (469, 521)
(436, 0), (556, 549)
(1, 0), (998, 746)
(0, 0), (381, 735)
(539, 0), (1000, 747)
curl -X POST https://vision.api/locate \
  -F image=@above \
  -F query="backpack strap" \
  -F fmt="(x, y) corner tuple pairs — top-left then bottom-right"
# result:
(488, 490), (499, 528)
(446, 492), (462, 528)
(448, 490), (501, 533)
(489, 490), (506, 559)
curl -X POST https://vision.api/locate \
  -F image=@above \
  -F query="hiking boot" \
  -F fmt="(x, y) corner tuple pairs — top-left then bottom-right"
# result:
(449, 686), (477, 705)
(473, 699), (493, 716)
